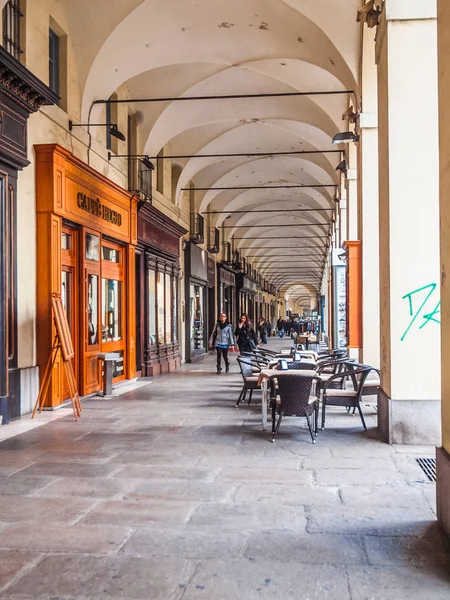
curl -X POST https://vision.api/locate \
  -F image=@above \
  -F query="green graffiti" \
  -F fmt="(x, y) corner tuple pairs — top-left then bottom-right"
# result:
(401, 283), (440, 341)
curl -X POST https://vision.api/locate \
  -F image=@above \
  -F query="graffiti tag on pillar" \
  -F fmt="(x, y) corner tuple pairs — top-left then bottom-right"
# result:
(400, 283), (440, 341)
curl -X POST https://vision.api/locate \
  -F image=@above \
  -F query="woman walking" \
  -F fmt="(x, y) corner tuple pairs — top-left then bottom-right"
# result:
(209, 312), (235, 374)
(235, 313), (259, 354)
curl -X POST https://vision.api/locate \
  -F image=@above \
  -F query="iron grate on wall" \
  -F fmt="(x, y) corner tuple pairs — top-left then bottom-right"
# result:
(416, 457), (436, 483)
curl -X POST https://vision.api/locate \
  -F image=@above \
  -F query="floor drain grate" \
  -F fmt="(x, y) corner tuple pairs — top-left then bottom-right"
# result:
(416, 457), (436, 482)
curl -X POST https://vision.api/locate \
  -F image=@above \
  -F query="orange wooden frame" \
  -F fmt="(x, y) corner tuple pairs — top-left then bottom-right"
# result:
(35, 144), (138, 408)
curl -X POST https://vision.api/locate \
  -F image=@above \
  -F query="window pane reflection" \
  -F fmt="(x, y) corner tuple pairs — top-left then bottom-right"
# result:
(86, 233), (99, 261)
(87, 274), (98, 345)
(61, 270), (72, 331)
(62, 232), (71, 250)
(102, 246), (120, 263)
(102, 278), (122, 342)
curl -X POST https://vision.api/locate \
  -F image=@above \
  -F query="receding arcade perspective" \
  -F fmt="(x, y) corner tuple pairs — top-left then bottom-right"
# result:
(0, 0), (449, 598)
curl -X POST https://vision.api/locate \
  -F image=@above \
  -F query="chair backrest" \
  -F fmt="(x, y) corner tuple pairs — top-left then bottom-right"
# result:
(288, 360), (317, 371)
(237, 357), (256, 378)
(277, 374), (315, 416)
(344, 363), (375, 393)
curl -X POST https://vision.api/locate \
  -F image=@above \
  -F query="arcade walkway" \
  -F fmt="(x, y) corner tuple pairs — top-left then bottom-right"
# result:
(0, 339), (448, 599)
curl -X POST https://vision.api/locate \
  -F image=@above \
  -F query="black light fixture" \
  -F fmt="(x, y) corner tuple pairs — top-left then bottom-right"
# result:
(335, 160), (348, 176)
(141, 156), (155, 170)
(332, 131), (359, 145)
(68, 120), (126, 142)
(357, 1), (381, 28)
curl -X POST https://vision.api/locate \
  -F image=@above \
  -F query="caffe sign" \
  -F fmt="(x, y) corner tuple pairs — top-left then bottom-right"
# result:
(77, 192), (122, 226)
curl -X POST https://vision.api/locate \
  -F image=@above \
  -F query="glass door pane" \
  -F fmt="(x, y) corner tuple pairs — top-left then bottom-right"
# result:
(190, 283), (205, 351)
(102, 278), (122, 342)
(61, 270), (72, 331)
(87, 274), (98, 346)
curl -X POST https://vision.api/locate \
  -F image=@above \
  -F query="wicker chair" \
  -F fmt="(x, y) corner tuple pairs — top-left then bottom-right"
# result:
(321, 366), (372, 431)
(236, 357), (261, 408)
(287, 360), (317, 371)
(272, 374), (319, 443)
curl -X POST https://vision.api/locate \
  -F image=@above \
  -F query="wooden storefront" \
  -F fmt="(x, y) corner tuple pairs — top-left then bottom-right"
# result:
(35, 144), (138, 407)
(136, 203), (186, 376)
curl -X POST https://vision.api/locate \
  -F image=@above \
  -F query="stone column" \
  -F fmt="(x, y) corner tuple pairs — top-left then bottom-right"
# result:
(437, 0), (450, 536)
(376, 0), (441, 444)
(360, 25), (380, 369)
(346, 143), (358, 242)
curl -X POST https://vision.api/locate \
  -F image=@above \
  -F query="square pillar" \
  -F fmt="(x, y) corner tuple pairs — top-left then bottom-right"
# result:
(437, 0), (450, 535)
(376, 0), (441, 445)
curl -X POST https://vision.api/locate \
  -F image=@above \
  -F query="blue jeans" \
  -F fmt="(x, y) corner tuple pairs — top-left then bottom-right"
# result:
(262, 334), (268, 344)
(279, 330), (284, 338)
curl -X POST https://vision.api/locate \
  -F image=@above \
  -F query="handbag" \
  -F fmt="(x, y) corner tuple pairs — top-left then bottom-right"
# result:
(245, 329), (256, 350)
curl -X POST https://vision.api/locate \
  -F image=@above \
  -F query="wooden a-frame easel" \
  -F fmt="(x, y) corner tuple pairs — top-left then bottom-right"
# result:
(32, 294), (82, 421)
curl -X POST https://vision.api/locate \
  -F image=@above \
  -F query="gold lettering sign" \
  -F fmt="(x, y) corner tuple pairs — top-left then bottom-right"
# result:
(77, 192), (122, 226)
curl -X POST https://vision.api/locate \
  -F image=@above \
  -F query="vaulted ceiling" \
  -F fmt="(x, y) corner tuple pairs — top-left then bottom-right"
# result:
(61, 0), (362, 297)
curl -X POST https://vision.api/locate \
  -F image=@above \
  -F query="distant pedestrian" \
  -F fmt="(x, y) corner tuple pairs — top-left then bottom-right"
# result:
(209, 312), (235, 374)
(277, 317), (285, 338)
(257, 317), (269, 344)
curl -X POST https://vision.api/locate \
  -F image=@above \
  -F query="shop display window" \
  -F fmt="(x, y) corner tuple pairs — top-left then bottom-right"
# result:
(165, 273), (172, 344)
(157, 271), (165, 344)
(148, 269), (157, 345)
(172, 277), (178, 342)
(85, 233), (99, 261)
(87, 274), (98, 345)
(102, 278), (122, 342)
(190, 283), (205, 351)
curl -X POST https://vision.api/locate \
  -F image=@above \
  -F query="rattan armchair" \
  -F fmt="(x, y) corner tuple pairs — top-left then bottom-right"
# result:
(272, 373), (319, 443)
(321, 365), (372, 431)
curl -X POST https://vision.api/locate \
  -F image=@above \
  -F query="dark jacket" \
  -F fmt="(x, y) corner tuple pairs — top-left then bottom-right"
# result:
(257, 320), (268, 334)
(234, 323), (258, 350)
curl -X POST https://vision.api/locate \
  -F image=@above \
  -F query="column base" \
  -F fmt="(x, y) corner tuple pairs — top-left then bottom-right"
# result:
(20, 367), (39, 416)
(437, 447), (450, 536)
(378, 388), (441, 445)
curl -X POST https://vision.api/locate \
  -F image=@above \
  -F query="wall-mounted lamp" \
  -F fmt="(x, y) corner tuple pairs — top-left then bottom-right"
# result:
(332, 132), (359, 145)
(69, 120), (126, 142)
(357, 0), (381, 28)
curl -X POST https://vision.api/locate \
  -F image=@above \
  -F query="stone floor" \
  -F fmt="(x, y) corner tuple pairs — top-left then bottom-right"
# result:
(0, 338), (449, 599)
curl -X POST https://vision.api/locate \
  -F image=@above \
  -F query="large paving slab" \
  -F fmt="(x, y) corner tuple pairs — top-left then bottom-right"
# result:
(0, 337), (448, 599)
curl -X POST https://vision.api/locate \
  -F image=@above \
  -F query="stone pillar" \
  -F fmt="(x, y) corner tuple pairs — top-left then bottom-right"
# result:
(437, 0), (450, 536)
(346, 143), (358, 242)
(360, 25), (380, 369)
(376, 0), (441, 444)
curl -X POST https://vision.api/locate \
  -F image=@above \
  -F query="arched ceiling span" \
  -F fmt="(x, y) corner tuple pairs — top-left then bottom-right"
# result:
(60, 0), (361, 292)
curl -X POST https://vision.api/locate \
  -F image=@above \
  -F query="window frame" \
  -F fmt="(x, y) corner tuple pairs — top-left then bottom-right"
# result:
(49, 27), (60, 100)
(2, 0), (23, 61)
